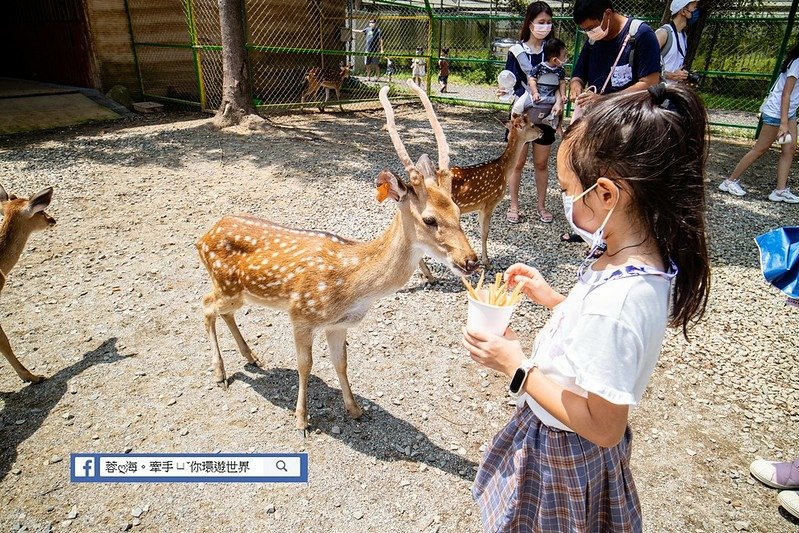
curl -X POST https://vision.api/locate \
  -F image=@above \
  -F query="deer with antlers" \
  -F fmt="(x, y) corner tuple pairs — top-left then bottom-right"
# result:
(197, 80), (478, 433)
(0, 185), (56, 384)
(300, 62), (354, 112)
(417, 112), (543, 280)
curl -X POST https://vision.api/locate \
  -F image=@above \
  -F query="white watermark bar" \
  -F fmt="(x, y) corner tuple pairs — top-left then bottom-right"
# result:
(70, 453), (308, 483)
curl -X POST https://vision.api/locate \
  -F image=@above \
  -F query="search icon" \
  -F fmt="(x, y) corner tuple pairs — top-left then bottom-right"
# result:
(276, 460), (288, 472)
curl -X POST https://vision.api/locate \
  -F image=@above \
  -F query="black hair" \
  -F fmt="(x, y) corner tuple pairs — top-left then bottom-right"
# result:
(563, 83), (711, 338)
(781, 34), (799, 72)
(442, 47), (449, 54)
(519, 1), (554, 42)
(544, 38), (566, 60)
(573, 0), (613, 25)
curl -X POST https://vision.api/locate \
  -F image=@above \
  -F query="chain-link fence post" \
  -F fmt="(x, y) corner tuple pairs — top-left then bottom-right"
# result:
(184, 0), (207, 111)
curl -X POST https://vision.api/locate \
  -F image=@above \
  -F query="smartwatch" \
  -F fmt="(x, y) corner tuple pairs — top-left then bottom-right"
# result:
(508, 358), (537, 399)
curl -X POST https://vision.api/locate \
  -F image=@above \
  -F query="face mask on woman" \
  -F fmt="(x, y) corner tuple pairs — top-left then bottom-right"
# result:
(687, 8), (701, 25)
(532, 23), (552, 39)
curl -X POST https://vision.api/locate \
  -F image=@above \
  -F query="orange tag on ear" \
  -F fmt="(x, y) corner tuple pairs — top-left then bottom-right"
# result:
(376, 182), (390, 202)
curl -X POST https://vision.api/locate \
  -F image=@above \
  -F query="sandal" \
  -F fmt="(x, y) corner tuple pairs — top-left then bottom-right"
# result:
(560, 232), (583, 243)
(506, 208), (521, 224)
(538, 209), (554, 224)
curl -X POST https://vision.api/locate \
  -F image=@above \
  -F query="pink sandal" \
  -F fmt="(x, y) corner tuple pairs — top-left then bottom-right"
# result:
(506, 208), (522, 224)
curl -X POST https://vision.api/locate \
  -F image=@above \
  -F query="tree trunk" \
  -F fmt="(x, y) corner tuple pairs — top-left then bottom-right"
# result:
(214, 0), (258, 128)
(685, 0), (717, 69)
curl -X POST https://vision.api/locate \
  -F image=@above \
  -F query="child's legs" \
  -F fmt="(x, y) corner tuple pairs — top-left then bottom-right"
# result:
(532, 142), (551, 212)
(508, 143), (530, 212)
(730, 122), (781, 182)
(776, 118), (798, 190)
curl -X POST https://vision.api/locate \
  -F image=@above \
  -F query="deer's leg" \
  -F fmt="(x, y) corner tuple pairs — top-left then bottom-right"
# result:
(417, 259), (436, 283)
(479, 207), (494, 268)
(292, 324), (314, 432)
(0, 322), (44, 383)
(325, 328), (361, 419)
(202, 291), (242, 388)
(335, 87), (344, 112)
(220, 313), (264, 368)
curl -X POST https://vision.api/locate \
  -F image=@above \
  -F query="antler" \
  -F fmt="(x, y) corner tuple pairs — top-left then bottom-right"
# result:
(405, 80), (450, 171)
(379, 86), (415, 173)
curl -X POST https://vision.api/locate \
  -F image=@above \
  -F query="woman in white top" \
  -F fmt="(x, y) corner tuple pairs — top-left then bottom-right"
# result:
(656, 0), (698, 84)
(719, 35), (799, 203)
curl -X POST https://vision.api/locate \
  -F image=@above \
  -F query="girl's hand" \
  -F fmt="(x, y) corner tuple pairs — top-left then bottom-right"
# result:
(551, 102), (563, 116)
(504, 263), (564, 309)
(532, 91), (541, 102)
(462, 326), (524, 377)
(496, 87), (509, 98)
(779, 122), (790, 139)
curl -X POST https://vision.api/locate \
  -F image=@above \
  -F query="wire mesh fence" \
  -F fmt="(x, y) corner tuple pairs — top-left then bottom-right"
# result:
(123, 0), (795, 138)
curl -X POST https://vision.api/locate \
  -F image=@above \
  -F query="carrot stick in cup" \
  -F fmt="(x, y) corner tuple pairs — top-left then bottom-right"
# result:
(461, 276), (479, 301)
(508, 280), (526, 306)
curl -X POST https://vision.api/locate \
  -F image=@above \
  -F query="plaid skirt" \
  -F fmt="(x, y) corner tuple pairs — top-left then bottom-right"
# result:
(472, 404), (642, 532)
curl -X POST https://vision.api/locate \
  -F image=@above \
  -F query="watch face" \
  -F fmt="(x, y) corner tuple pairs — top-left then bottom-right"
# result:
(509, 367), (527, 394)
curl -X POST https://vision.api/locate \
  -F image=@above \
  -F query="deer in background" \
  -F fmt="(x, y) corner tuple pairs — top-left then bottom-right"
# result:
(197, 81), (478, 433)
(0, 185), (56, 384)
(300, 62), (354, 112)
(418, 112), (543, 280)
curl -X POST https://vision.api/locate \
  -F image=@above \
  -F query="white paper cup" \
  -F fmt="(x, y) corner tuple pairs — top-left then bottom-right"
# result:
(778, 133), (793, 145)
(466, 290), (516, 336)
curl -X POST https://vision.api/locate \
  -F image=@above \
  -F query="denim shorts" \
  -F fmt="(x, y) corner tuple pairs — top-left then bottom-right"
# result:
(762, 113), (799, 126)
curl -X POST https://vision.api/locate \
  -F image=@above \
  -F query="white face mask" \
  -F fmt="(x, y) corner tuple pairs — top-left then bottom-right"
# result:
(562, 182), (615, 255)
(532, 23), (552, 39)
(585, 13), (609, 41)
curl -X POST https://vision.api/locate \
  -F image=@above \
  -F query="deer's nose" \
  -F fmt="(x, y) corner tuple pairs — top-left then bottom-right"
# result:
(464, 258), (480, 273)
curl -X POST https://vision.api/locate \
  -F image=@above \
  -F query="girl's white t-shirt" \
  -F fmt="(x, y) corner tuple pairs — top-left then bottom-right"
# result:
(761, 58), (799, 119)
(521, 263), (674, 432)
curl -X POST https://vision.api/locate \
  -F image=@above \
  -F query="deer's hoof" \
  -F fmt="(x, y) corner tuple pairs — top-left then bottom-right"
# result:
(214, 374), (228, 390)
(346, 404), (363, 420)
(23, 373), (45, 384)
(295, 428), (310, 439)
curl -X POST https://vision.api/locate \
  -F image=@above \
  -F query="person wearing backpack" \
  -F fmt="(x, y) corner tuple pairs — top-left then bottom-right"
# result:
(570, 0), (661, 110)
(561, 0), (661, 243)
(656, 0), (700, 84)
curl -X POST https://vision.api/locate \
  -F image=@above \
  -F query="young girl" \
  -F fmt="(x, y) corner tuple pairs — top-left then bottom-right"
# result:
(719, 35), (799, 203)
(498, 1), (556, 224)
(463, 83), (711, 531)
(411, 47), (426, 88)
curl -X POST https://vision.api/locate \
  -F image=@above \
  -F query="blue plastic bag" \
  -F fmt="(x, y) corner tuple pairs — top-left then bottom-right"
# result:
(754, 226), (799, 305)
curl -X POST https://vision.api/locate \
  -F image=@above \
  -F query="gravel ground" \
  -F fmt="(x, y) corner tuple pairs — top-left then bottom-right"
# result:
(0, 104), (797, 533)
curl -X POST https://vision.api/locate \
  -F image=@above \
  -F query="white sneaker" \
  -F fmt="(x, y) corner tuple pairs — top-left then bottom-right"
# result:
(778, 490), (799, 520)
(719, 179), (746, 196)
(768, 188), (799, 203)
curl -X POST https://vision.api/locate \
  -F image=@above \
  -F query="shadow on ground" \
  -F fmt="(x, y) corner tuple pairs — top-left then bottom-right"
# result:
(233, 367), (478, 482)
(0, 338), (127, 481)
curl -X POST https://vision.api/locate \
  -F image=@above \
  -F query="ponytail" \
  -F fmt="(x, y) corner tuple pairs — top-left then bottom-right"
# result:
(563, 83), (711, 338)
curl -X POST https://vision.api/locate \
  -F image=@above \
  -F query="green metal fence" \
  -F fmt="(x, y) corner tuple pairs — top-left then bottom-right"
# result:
(124, 0), (797, 138)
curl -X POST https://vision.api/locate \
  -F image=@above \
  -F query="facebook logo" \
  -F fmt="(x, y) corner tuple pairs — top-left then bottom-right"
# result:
(72, 456), (96, 479)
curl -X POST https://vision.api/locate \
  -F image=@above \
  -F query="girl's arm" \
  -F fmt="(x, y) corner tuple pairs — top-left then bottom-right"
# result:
(529, 77), (540, 101)
(461, 329), (630, 448)
(779, 75), (797, 138)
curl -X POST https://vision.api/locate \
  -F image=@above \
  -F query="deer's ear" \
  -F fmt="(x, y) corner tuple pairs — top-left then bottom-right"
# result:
(25, 187), (53, 215)
(0, 184), (8, 203)
(376, 170), (407, 202)
(415, 154), (436, 182)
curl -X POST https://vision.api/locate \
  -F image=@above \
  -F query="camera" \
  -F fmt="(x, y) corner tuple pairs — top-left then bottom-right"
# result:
(686, 71), (702, 85)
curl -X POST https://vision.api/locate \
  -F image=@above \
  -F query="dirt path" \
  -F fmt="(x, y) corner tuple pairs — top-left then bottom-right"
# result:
(0, 106), (797, 532)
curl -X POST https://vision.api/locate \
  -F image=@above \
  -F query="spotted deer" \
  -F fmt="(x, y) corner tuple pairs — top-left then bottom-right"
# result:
(197, 82), (478, 433)
(417, 112), (543, 280)
(300, 62), (354, 112)
(0, 185), (56, 384)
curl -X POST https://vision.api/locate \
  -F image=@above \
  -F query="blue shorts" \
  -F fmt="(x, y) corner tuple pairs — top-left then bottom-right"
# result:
(762, 114), (782, 126)
(762, 113), (798, 126)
